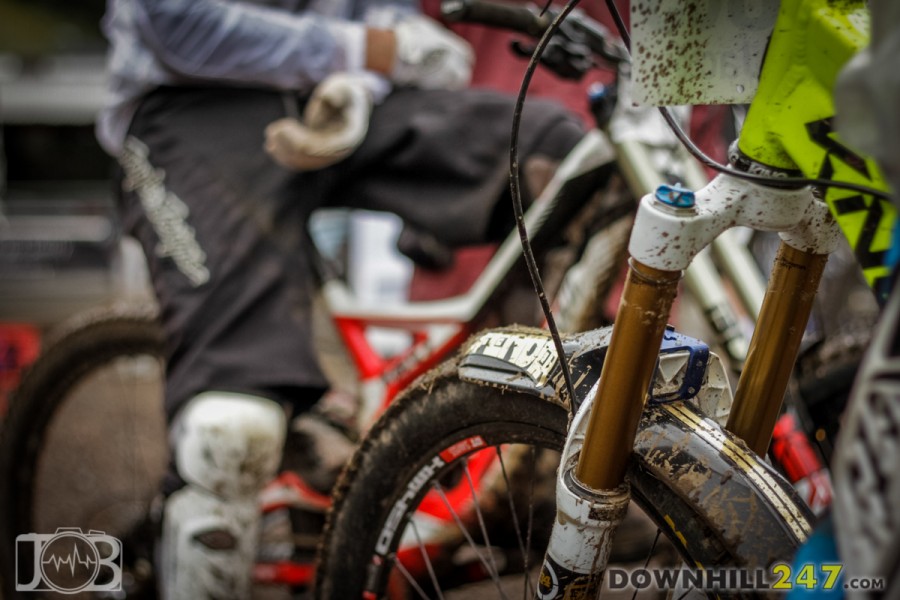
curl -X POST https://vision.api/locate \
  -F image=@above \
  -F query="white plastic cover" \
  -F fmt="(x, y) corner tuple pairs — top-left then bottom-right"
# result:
(630, 0), (779, 106)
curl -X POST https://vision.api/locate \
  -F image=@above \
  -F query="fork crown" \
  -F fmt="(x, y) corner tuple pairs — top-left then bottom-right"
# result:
(630, 173), (842, 272)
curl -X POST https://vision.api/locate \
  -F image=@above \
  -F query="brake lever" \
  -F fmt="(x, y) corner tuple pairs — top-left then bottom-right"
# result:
(507, 7), (596, 81)
(510, 36), (595, 80)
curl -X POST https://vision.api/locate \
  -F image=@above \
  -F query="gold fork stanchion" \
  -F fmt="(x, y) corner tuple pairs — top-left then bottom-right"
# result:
(575, 258), (682, 491)
(726, 242), (828, 456)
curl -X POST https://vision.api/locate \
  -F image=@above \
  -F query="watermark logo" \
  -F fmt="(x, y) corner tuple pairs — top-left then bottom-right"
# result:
(16, 528), (122, 594)
(605, 564), (885, 593)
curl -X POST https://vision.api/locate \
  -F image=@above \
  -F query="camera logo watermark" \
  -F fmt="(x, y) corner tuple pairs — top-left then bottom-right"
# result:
(16, 528), (122, 594)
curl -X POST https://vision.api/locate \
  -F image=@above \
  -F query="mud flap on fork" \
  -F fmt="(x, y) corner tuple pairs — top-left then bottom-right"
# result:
(457, 325), (816, 576)
(458, 325), (729, 421)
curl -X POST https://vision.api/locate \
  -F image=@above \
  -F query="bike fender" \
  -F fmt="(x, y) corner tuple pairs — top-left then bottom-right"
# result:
(632, 401), (816, 567)
(458, 326), (727, 419)
(458, 326), (612, 409)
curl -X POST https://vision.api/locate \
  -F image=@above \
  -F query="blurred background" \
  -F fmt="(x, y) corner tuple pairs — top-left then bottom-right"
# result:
(0, 0), (152, 408)
(0, 0), (425, 410)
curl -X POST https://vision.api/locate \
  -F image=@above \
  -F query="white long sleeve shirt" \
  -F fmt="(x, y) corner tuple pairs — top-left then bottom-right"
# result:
(97, 0), (414, 153)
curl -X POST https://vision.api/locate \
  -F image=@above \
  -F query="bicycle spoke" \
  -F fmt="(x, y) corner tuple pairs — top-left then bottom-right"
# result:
(523, 446), (537, 600)
(645, 529), (661, 565)
(432, 477), (510, 599)
(675, 587), (697, 600)
(630, 529), (662, 600)
(462, 456), (510, 600)
(390, 552), (435, 600)
(495, 446), (535, 599)
(409, 517), (446, 600)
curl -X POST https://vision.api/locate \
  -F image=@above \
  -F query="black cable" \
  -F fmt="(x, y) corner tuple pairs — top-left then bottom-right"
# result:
(656, 107), (894, 199)
(509, 0), (582, 410)
(604, 0), (630, 51)
(603, 0), (893, 201)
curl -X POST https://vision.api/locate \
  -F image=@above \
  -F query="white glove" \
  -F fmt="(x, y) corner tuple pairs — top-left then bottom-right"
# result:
(264, 73), (373, 171)
(392, 15), (474, 91)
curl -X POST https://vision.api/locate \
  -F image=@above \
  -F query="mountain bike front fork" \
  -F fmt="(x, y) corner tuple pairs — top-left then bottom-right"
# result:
(537, 173), (841, 598)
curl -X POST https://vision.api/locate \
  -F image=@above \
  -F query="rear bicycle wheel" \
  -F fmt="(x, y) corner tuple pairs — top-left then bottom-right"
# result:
(317, 356), (813, 599)
(0, 305), (167, 598)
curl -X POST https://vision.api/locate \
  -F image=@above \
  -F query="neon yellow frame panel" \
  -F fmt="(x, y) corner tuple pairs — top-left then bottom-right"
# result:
(738, 0), (893, 289)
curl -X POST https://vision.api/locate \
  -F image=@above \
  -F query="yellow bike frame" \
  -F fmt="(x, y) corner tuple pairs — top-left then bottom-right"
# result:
(740, 0), (894, 289)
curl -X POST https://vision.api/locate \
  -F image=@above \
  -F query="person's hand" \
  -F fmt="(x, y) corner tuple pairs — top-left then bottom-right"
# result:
(391, 15), (474, 90)
(264, 73), (373, 171)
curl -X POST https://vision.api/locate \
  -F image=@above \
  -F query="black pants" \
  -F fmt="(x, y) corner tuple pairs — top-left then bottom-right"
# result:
(118, 85), (584, 419)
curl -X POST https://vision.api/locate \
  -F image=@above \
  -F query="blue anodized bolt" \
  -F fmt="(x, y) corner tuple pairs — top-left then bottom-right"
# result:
(654, 183), (695, 209)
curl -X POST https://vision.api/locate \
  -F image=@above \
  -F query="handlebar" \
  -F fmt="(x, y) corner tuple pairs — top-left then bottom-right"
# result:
(440, 0), (627, 75)
(441, 0), (553, 38)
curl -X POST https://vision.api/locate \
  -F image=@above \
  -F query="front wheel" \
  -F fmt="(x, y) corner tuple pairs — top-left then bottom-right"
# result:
(317, 357), (813, 599)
